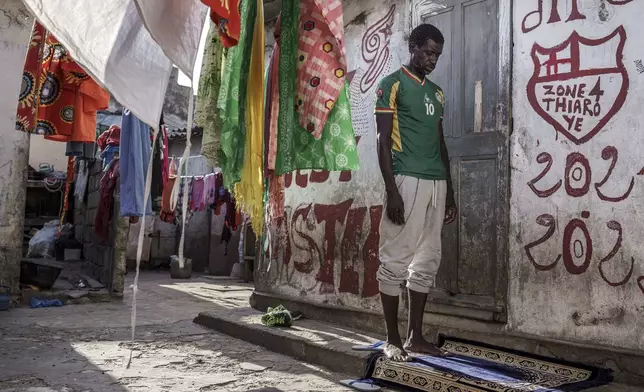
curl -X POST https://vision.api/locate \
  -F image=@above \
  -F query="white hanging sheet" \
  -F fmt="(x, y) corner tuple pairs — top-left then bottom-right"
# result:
(20, 0), (207, 129)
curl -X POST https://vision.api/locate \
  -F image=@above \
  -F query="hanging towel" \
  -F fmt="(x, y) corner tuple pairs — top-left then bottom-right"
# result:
(217, 0), (257, 189)
(234, 0), (265, 237)
(294, 0), (348, 139)
(120, 109), (153, 217)
(196, 22), (226, 168)
(265, 22), (281, 173)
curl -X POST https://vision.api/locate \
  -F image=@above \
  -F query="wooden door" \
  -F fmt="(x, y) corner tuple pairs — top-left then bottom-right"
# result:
(411, 0), (511, 321)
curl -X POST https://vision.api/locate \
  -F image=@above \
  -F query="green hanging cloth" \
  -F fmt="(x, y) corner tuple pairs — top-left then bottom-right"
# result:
(274, 1), (359, 175)
(196, 22), (226, 168)
(217, 0), (258, 188)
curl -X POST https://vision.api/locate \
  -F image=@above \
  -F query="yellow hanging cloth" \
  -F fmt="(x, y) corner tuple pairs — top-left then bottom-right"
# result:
(235, 0), (265, 237)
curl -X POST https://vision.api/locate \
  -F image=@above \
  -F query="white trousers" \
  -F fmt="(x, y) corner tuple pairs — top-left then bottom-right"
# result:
(377, 175), (447, 296)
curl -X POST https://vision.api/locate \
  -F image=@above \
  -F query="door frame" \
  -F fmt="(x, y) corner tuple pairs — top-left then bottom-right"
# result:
(409, 0), (512, 322)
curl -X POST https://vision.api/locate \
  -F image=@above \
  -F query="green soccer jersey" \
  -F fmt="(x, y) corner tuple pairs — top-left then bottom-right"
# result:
(375, 66), (447, 181)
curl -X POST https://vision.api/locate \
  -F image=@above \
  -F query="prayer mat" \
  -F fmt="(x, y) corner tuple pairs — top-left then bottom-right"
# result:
(363, 337), (613, 392)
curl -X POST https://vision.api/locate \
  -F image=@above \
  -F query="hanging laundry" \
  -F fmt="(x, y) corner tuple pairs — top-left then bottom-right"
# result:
(119, 109), (152, 217)
(217, 0), (257, 189)
(234, 0), (264, 237)
(204, 173), (217, 206)
(264, 21), (280, 174)
(190, 176), (206, 212)
(176, 176), (194, 224)
(201, 0), (242, 48)
(97, 125), (121, 149)
(16, 22), (109, 138)
(196, 22), (226, 168)
(160, 174), (177, 223)
(160, 124), (169, 188)
(274, 2), (359, 176)
(45, 80), (110, 143)
(294, 0), (348, 138)
(95, 158), (120, 239)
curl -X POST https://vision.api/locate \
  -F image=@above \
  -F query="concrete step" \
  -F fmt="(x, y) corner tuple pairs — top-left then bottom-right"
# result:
(193, 307), (644, 391)
(194, 307), (380, 377)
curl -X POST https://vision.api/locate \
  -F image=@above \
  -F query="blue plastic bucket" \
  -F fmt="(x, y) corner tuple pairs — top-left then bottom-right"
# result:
(0, 285), (11, 311)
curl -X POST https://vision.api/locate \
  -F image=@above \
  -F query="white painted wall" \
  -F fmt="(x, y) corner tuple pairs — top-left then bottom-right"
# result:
(510, 0), (644, 351)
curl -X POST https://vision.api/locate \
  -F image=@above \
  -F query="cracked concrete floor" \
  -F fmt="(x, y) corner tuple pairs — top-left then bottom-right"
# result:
(0, 272), (354, 392)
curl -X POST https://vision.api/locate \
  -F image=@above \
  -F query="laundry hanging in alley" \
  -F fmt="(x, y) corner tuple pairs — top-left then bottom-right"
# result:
(273, 0), (360, 176)
(16, 22), (110, 140)
(120, 109), (153, 218)
(196, 22), (226, 169)
(217, 0), (258, 189)
(201, 0), (242, 48)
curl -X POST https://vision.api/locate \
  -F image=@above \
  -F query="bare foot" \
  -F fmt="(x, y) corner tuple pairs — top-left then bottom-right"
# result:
(404, 337), (449, 357)
(383, 342), (410, 362)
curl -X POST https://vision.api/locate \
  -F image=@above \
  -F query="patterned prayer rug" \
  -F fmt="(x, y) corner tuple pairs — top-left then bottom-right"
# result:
(364, 337), (613, 392)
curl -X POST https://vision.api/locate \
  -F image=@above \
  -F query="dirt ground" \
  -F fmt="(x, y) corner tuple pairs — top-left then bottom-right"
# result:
(0, 272), (354, 392)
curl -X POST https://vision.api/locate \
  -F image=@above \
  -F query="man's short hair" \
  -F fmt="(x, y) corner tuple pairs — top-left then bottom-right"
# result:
(409, 24), (445, 48)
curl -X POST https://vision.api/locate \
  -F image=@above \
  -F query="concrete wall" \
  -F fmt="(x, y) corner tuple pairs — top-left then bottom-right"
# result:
(510, 0), (644, 352)
(256, 0), (409, 311)
(0, 1), (32, 292)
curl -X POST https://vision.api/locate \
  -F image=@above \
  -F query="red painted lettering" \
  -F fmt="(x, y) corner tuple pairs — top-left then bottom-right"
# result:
(313, 200), (353, 288)
(562, 218), (592, 275)
(524, 214), (561, 271)
(598, 220), (634, 287)
(527, 152), (562, 198)
(291, 204), (318, 274)
(565, 152), (591, 197)
(339, 207), (367, 294)
(594, 146), (634, 202)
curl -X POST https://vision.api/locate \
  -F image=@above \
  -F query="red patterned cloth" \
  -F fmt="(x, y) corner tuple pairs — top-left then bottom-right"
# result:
(201, 0), (242, 48)
(295, 0), (347, 139)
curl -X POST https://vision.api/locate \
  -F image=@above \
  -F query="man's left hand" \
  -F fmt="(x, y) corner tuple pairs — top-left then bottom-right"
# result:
(444, 206), (457, 225)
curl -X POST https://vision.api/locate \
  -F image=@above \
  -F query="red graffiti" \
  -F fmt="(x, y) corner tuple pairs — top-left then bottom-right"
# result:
(526, 27), (629, 145)
(339, 207), (367, 294)
(562, 218), (592, 275)
(564, 152), (591, 197)
(524, 214), (561, 271)
(522, 0), (586, 34)
(266, 200), (382, 297)
(527, 152), (562, 198)
(528, 147), (635, 202)
(314, 200), (353, 288)
(607, 0), (633, 4)
(598, 221), (634, 287)
(284, 137), (362, 189)
(594, 146), (635, 202)
(360, 4), (395, 94)
(526, 212), (641, 292)
(638, 168), (644, 176)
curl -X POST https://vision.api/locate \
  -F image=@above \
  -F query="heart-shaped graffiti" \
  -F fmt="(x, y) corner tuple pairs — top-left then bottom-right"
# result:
(527, 27), (629, 145)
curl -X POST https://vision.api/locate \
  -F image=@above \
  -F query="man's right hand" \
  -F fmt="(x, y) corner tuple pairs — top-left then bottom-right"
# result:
(386, 190), (405, 225)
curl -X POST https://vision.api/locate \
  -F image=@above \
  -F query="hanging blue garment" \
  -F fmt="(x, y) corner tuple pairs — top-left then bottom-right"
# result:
(119, 108), (152, 217)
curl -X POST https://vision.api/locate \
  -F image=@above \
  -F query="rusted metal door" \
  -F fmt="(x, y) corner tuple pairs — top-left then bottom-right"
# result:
(412, 0), (511, 321)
